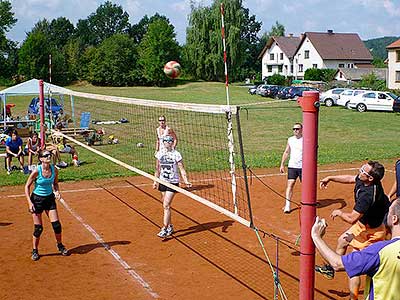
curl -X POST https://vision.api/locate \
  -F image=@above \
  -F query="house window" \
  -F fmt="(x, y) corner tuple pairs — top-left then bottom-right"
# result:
(278, 65), (283, 72)
(280, 53), (283, 60)
(299, 64), (303, 72)
(304, 50), (309, 59)
(339, 63), (345, 68)
(313, 64), (317, 68)
(270, 53), (274, 60)
(396, 71), (400, 82)
(339, 72), (343, 79)
(290, 65), (294, 73)
(397, 51), (400, 62)
(267, 65), (272, 72)
(347, 63), (354, 68)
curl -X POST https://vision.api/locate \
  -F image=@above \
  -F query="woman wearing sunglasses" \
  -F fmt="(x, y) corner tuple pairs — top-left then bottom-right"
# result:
(24, 150), (69, 261)
(153, 135), (191, 238)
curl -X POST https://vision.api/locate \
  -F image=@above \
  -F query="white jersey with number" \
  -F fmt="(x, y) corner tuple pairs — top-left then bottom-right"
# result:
(155, 149), (182, 184)
(288, 136), (303, 169)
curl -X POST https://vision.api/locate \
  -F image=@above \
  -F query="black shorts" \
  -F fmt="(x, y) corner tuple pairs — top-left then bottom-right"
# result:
(6, 150), (22, 158)
(158, 182), (179, 193)
(31, 193), (56, 214)
(288, 167), (302, 181)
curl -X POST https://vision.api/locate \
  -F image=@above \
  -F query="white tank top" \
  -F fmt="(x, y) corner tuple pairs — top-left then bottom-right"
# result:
(288, 136), (303, 169)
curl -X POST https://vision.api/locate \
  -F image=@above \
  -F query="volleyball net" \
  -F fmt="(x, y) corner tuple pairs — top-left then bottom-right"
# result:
(52, 91), (253, 227)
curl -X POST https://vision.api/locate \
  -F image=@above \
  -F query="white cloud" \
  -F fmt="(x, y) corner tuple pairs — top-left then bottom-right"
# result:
(125, 0), (142, 22)
(383, 0), (400, 17)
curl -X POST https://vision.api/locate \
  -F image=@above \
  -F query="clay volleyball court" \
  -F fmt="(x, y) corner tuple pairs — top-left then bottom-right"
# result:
(0, 162), (395, 300)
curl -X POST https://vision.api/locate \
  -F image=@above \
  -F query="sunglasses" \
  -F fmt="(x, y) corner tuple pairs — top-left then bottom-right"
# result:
(359, 166), (372, 177)
(163, 139), (173, 143)
(159, 119), (166, 122)
(293, 127), (302, 131)
(40, 153), (51, 158)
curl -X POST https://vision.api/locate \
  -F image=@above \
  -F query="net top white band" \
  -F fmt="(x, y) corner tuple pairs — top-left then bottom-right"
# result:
(65, 90), (238, 115)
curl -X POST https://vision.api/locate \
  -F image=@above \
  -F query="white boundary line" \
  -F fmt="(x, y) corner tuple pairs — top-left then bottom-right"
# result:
(58, 197), (159, 299)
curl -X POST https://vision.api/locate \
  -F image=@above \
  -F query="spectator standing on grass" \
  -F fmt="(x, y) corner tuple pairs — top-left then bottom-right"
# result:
(25, 132), (42, 172)
(279, 122), (303, 213)
(311, 198), (400, 300)
(5, 129), (26, 174)
(155, 115), (177, 154)
(153, 135), (191, 238)
(387, 159), (400, 201)
(316, 161), (390, 300)
(24, 149), (69, 261)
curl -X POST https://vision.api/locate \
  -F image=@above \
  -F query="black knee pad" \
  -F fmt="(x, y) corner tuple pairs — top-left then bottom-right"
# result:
(51, 221), (62, 234)
(33, 224), (43, 238)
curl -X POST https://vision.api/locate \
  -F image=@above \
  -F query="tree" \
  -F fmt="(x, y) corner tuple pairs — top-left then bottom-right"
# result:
(267, 73), (285, 85)
(76, 1), (130, 46)
(129, 14), (169, 44)
(355, 73), (386, 91)
(49, 17), (75, 49)
(87, 34), (137, 86)
(304, 68), (324, 81)
(0, 0), (17, 81)
(184, 0), (262, 82)
(321, 69), (337, 83)
(138, 18), (180, 86)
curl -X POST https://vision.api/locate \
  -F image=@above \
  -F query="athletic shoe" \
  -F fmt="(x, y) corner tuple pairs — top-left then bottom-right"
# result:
(31, 249), (40, 261)
(166, 224), (174, 236)
(7, 168), (11, 175)
(283, 206), (291, 214)
(157, 227), (168, 238)
(315, 264), (335, 279)
(57, 243), (69, 256)
(56, 161), (68, 168)
(73, 159), (81, 167)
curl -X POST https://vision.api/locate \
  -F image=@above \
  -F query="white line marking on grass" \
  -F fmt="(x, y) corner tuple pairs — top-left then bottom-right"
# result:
(58, 197), (159, 299)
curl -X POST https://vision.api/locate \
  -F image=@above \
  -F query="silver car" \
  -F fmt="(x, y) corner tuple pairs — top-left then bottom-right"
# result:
(320, 88), (348, 107)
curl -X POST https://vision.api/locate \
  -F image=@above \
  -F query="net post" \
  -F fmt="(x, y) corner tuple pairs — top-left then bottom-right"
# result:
(235, 107), (254, 228)
(226, 110), (238, 215)
(297, 91), (320, 300)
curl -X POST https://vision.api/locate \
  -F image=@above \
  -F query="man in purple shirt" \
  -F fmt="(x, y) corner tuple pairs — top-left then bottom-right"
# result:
(311, 198), (400, 300)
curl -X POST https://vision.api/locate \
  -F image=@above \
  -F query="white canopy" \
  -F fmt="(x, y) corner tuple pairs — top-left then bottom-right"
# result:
(0, 78), (71, 96)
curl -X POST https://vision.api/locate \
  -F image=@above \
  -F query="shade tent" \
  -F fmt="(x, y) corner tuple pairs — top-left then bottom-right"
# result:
(0, 79), (74, 130)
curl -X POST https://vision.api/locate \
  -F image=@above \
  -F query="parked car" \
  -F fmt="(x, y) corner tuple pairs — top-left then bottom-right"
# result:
(256, 84), (273, 96)
(260, 85), (284, 98)
(248, 85), (258, 95)
(28, 97), (63, 116)
(319, 88), (348, 107)
(347, 91), (398, 112)
(336, 89), (367, 108)
(286, 86), (319, 100)
(276, 86), (293, 99)
(392, 94), (400, 112)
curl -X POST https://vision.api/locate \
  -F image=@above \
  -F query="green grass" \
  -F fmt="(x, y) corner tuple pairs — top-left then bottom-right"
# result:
(1, 81), (399, 186)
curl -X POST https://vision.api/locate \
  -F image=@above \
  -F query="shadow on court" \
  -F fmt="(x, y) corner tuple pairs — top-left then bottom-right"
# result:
(173, 220), (234, 238)
(317, 198), (347, 209)
(68, 240), (131, 255)
(0, 222), (12, 226)
(186, 184), (215, 192)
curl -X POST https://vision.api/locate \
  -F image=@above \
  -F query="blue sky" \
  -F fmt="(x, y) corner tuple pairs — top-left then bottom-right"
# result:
(7, 0), (400, 45)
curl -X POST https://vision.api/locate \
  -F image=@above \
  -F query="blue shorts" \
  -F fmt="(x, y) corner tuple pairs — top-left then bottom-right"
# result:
(288, 167), (302, 181)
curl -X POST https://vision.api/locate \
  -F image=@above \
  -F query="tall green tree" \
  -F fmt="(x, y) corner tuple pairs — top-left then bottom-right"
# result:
(49, 17), (75, 49)
(129, 14), (169, 44)
(138, 18), (180, 86)
(76, 1), (130, 46)
(184, 0), (261, 82)
(87, 34), (137, 86)
(0, 0), (17, 81)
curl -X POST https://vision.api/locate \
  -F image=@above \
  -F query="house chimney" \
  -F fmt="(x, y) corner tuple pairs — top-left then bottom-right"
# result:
(288, 33), (293, 38)
(327, 29), (334, 34)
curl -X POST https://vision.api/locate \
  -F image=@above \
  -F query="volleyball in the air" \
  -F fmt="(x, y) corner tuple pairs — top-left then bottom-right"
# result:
(163, 61), (181, 79)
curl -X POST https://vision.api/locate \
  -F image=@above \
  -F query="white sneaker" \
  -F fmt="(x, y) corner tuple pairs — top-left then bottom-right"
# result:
(283, 207), (291, 214)
(166, 224), (174, 236)
(157, 227), (168, 238)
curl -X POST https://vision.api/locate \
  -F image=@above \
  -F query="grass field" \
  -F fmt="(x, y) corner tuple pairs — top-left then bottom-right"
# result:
(1, 81), (399, 187)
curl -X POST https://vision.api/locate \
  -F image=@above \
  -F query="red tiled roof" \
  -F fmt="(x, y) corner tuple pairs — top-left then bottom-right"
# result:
(301, 32), (373, 60)
(258, 36), (301, 59)
(387, 39), (400, 49)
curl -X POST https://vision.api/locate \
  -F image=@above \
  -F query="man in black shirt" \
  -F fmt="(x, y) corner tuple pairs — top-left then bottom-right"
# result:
(315, 161), (390, 300)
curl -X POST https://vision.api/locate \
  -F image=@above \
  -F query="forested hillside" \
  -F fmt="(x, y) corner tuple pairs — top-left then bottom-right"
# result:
(364, 36), (399, 59)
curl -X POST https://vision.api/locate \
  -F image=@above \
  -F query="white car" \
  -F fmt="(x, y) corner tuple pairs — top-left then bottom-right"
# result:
(347, 91), (398, 112)
(337, 89), (367, 108)
(319, 88), (349, 107)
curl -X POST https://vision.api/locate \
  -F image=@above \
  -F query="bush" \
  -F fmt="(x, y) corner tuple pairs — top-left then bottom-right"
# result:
(267, 73), (285, 85)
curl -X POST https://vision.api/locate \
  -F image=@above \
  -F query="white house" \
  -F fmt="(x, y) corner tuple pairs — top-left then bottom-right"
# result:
(258, 35), (301, 80)
(293, 31), (373, 79)
(386, 39), (400, 89)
